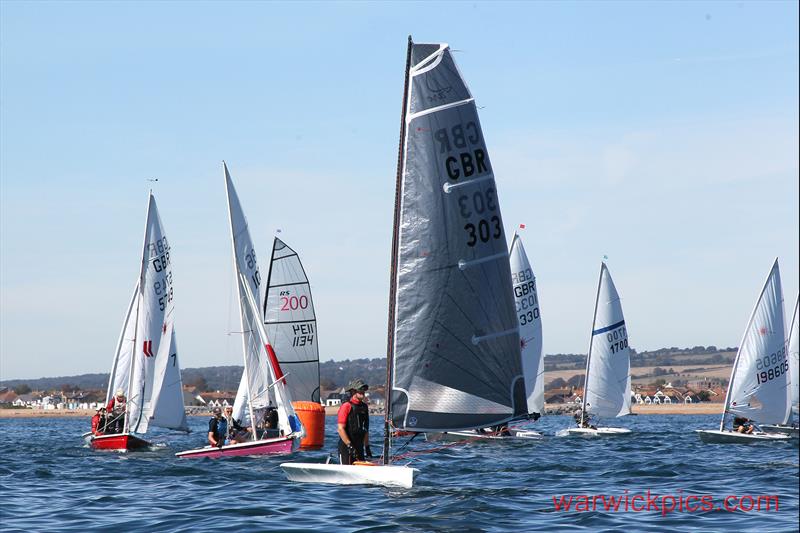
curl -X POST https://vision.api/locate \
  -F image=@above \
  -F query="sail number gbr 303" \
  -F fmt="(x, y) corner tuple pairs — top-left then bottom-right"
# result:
(436, 121), (501, 248)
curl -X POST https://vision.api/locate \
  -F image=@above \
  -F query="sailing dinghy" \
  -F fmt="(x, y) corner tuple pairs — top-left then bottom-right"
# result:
(697, 260), (791, 443)
(176, 164), (304, 458)
(761, 295), (799, 437)
(566, 263), (632, 437)
(282, 37), (526, 487)
(91, 192), (189, 451)
(427, 231), (545, 443)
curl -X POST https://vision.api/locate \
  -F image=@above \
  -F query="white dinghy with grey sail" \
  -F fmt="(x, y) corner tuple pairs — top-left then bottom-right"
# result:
(697, 259), (791, 443)
(282, 37), (528, 487)
(566, 263), (632, 437)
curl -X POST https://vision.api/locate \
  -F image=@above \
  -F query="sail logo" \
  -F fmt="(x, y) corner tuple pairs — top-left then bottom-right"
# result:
(143, 340), (154, 357)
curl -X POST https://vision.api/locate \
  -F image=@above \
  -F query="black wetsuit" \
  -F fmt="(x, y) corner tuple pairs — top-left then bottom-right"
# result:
(338, 399), (369, 465)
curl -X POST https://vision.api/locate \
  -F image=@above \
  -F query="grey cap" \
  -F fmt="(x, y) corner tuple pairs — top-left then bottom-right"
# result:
(212, 407), (222, 415)
(346, 379), (368, 392)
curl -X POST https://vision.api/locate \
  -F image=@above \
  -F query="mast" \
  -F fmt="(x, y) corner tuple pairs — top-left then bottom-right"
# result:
(383, 35), (413, 466)
(124, 191), (153, 435)
(580, 263), (605, 428)
(718, 258), (779, 431)
(224, 162), (258, 440)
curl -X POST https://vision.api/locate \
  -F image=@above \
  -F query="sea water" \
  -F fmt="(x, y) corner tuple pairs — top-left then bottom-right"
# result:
(1, 414), (797, 532)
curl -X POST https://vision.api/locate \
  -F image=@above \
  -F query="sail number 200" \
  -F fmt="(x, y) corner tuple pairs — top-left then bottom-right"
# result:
(458, 188), (501, 247)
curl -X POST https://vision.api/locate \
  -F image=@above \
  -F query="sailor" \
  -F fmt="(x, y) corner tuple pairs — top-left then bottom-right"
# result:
(336, 379), (372, 465)
(258, 405), (280, 439)
(106, 389), (127, 434)
(91, 407), (107, 436)
(208, 407), (227, 448)
(222, 405), (251, 443)
(733, 416), (755, 434)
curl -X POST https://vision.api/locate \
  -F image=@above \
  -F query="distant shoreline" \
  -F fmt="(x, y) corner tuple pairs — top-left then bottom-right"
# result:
(0, 402), (723, 419)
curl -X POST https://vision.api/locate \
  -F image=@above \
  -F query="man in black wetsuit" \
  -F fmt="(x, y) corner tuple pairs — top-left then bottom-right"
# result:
(336, 379), (372, 465)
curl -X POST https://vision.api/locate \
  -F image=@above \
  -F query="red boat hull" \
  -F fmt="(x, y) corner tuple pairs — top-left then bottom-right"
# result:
(90, 433), (150, 451)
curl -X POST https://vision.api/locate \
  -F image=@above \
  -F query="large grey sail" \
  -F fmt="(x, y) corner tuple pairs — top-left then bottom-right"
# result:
(263, 237), (320, 403)
(390, 43), (525, 432)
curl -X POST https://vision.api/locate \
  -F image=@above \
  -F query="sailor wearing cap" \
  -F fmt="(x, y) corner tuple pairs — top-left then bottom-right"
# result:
(336, 379), (372, 465)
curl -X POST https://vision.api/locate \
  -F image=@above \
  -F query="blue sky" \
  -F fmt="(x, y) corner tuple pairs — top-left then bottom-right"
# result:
(1, 1), (798, 380)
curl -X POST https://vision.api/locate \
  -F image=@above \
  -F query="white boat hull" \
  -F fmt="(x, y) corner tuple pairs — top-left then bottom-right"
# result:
(565, 427), (631, 437)
(426, 428), (543, 442)
(695, 429), (791, 443)
(280, 462), (418, 488)
(760, 424), (799, 437)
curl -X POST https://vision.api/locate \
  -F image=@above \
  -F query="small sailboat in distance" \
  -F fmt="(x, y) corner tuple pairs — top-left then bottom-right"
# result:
(282, 37), (526, 486)
(566, 263), (632, 436)
(176, 163), (304, 458)
(90, 192), (189, 451)
(696, 259), (791, 443)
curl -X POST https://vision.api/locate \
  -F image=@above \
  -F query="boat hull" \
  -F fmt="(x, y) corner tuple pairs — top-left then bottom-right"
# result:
(426, 428), (543, 442)
(695, 429), (791, 443)
(280, 462), (418, 488)
(90, 433), (150, 451)
(760, 424), (799, 437)
(565, 427), (631, 437)
(175, 435), (299, 459)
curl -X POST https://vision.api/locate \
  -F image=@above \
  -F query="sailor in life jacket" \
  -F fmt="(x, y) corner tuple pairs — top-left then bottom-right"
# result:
(208, 407), (227, 447)
(105, 389), (127, 434)
(336, 379), (373, 464)
(91, 407), (107, 436)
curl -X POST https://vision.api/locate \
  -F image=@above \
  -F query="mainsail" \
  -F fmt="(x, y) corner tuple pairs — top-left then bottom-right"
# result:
(787, 296), (799, 421)
(224, 163), (302, 438)
(509, 233), (544, 415)
(387, 42), (526, 433)
(263, 238), (321, 403)
(106, 193), (187, 434)
(722, 260), (789, 426)
(582, 263), (631, 419)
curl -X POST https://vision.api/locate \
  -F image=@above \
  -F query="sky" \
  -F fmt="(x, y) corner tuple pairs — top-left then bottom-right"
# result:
(1, 1), (798, 380)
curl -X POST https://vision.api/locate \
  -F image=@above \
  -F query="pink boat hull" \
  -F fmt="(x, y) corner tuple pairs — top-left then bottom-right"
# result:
(175, 435), (299, 459)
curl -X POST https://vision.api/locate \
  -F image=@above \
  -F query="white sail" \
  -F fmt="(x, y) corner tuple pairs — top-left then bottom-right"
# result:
(787, 296), (799, 420)
(583, 263), (631, 419)
(106, 281), (139, 406)
(509, 233), (544, 415)
(145, 323), (189, 431)
(224, 163), (302, 438)
(263, 238), (320, 403)
(127, 194), (179, 434)
(723, 260), (789, 426)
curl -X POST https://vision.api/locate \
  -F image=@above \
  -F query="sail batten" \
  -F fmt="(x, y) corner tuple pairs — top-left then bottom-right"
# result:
(388, 41), (525, 432)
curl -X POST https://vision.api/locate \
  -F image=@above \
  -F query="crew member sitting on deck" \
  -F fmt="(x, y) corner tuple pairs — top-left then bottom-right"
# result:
(573, 409), (597, 430)
(257, 405), (280, 439)
(91, 407), (107, 436)
(106, 389), (127, 434)
(208, 407), (227, 447)
(337, 379), (372, 465)
(733, 416), (755, 434)
(222, 406), (251, 443)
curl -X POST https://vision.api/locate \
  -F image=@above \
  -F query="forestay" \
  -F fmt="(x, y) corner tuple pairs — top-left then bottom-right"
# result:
(724, 260), (789, 425)
(509, 233), (544, 415)
(583, 263), (631, 419)
(263, 238), (320, 403)
(106, 282), (139, 407)
(389, 43), (526, 432)
(224, 164), (300, 438)
(786, 296), (799, 421)
(127, 194), (187, 434)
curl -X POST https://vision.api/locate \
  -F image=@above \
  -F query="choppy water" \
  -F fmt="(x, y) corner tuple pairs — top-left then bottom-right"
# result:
(1, 414), (797, 532)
